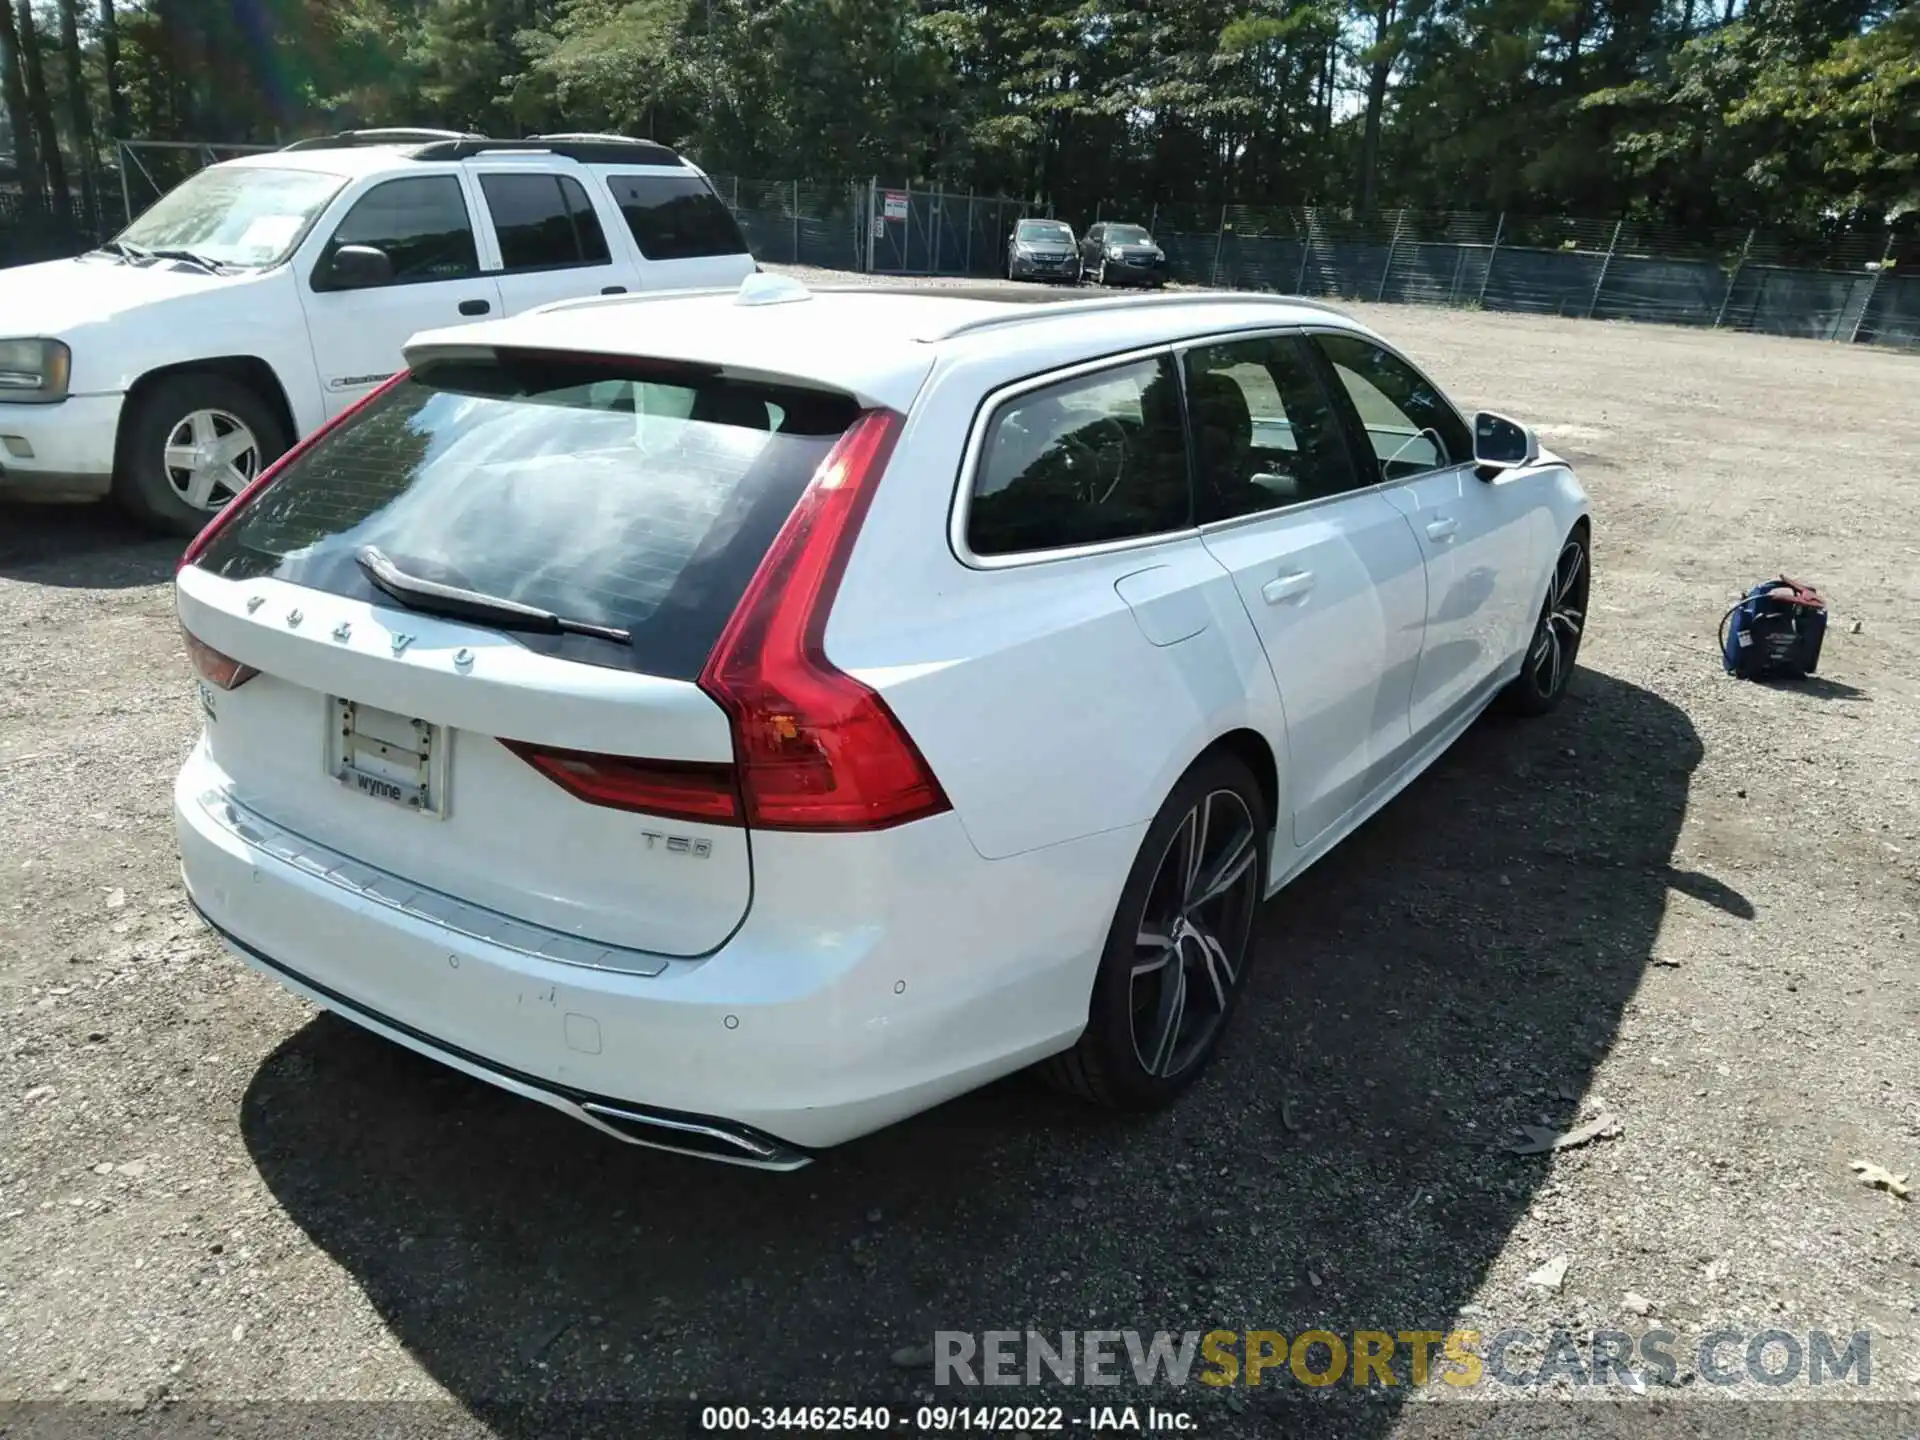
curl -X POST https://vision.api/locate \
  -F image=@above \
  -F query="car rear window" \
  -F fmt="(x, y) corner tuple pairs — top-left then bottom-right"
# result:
(192, 352), (860, 678)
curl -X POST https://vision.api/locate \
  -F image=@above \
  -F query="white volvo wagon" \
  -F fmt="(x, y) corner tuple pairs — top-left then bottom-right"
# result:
(173, 277), (1591, 1168)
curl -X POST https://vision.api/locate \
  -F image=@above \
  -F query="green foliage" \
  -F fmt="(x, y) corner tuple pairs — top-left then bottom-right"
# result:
(0, 0), (1911, 235)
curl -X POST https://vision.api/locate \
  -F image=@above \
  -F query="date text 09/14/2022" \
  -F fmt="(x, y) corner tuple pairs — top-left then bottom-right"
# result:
(697, 1404), (1200, 1432)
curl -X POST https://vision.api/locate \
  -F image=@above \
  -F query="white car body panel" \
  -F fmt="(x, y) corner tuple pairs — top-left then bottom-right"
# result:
(1199, 493), (1428, 850)
(176, 757), (1139, 1151)
(1382, 462), (1540, 739)
(176, 565), (745, 958)
(172, 286), (1591, 1163)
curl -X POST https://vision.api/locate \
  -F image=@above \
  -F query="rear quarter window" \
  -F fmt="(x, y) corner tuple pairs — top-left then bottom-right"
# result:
(965, 355), (1192, 558)
(194, 354), (858, 678)
(603, 172), (750, 261)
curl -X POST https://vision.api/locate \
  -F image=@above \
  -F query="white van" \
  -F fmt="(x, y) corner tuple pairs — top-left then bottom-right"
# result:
(0, 129), (758, 533)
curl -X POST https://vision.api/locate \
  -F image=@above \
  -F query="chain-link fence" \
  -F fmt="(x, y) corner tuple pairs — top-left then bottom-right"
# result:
(1143, 203), (1915, 348)
(701, 178), (1050, 276)
(0, 185), (114, 268)
(692, 177), (868, 272)
(5, 150), (1913, 349)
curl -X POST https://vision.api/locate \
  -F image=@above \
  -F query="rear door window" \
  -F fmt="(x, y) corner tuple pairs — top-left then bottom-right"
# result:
(478, 173), (612, 271)
(603, 173), (749, 260)
(191, 354), (859, 678)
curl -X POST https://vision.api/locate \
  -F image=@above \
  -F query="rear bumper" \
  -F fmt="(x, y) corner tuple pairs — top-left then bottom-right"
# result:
(0, 393), (123, 499)
(201, 910), (813, 1169)
(175, 743), (1141, 1153)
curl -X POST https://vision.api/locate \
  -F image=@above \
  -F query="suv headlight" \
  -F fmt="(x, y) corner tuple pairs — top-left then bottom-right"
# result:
(0, 339), (71, 403)
(1107, 246), (1125, 259)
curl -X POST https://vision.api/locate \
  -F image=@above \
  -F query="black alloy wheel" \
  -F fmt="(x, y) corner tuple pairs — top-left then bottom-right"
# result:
(1505, 526), (1590, 715)
(1041, 752), (1267, 1108)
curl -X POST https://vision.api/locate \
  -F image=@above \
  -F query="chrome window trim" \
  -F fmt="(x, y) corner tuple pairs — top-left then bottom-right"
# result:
(946, 318), (1483, 569)
(948, 341), (1197, 571)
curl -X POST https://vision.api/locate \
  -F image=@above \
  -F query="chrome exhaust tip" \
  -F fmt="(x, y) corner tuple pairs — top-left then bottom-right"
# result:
(579, 1101), (812, 1171)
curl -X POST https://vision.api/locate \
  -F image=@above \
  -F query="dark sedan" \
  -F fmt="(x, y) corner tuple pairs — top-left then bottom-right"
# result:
(1007, 218), (1081, 284)
(1080, 222), (1169, 288)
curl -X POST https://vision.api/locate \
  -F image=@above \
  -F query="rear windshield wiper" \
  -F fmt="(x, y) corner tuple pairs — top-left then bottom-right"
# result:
(354, 546), (631, 643)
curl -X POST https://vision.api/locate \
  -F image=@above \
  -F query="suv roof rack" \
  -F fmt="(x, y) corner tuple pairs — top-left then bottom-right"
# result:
(528, 132), (647, 145)
(411, 136), (684, 166)
(282, 128), (480, 152)
(279, 130), (687, 167)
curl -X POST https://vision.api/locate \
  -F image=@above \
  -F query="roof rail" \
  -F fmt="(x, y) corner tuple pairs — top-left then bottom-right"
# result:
(906, 287), (1359, 341)
(528, 132), (647, 145)
(282, 128), (478, 152)
(411, 136), (684, 166)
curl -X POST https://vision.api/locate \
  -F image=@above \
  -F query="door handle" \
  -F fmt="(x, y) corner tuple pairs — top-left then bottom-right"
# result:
(601, 286), (627, 295)
(1425, 516), (1460, 541)
(458, 299), (491, 316)
(1261, 570), (1315, 605)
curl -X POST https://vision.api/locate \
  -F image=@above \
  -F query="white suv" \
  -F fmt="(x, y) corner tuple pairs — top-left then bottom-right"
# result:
(0, 129), (755, 534)
(173, 277), (1590, 1168)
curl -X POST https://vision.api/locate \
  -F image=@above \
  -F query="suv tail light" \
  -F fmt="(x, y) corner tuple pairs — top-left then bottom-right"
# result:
(698, 408), (949, 831)
(182, 628), (258, 690)
(178, 372), (410, 571)
(505, 409), (949, 833)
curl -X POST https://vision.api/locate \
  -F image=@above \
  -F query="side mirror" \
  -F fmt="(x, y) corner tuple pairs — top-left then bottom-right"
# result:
(1473, 410), (1539, 471)
(316, 244), (393, 292)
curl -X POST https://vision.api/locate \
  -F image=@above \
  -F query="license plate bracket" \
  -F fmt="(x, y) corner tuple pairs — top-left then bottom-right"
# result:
(328, 698), (450, 818)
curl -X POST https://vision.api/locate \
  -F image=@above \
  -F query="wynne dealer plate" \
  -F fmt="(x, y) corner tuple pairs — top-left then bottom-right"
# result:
(328, 697), (450, 818)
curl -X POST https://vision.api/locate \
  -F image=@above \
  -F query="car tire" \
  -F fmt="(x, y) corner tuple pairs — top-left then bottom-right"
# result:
(1040, 750), (1269, 1110)
(114, 373), (290, 538)
(1501, 523), (1590, 716)
(1096, 259), (1109, 287)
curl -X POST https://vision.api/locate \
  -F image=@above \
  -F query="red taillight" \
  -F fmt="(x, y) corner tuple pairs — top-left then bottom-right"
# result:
(500, 742), (740, 824)
(504, 408), (948, 833)
(177, 371), (411, 571)
(182, 627), (258, 690)
(697, 408), (951, 832)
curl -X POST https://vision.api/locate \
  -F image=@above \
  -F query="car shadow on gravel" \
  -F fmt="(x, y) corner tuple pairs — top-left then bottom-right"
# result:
(240, 666), (1728, 1438)
(0, 502), (180, 588)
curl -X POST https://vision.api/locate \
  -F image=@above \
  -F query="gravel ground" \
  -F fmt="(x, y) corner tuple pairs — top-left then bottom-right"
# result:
(1, 278), (1917, 1440)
